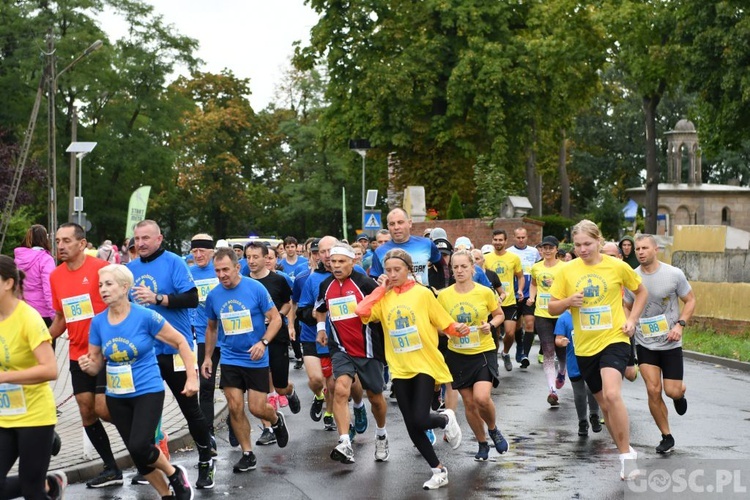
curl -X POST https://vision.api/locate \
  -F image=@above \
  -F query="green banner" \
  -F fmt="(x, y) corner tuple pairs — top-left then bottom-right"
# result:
(125, 185), (151, 239)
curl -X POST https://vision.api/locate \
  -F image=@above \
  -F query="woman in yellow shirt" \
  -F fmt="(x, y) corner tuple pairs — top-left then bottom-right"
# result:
(437, 250), (508, 462)
(549, 220), (647, 480)
(356, 249), (469, 491)
(0, 255), (61, 499)
(528, 235), (567, 406)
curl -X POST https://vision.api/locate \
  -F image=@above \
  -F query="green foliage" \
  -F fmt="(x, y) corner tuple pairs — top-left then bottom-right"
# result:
(683, 327), (750, 363)
(2, 206), (40, 256)
(445, 192), (464, 220)
(584, 191), (625, 241)
(528, 215), (576, 242)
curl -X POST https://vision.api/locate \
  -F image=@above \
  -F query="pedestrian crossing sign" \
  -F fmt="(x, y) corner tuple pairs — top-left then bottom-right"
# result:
(363, 210), (382, 230)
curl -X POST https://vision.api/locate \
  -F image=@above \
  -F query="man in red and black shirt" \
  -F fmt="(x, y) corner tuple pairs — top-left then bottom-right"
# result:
(315, 243), (389, 465)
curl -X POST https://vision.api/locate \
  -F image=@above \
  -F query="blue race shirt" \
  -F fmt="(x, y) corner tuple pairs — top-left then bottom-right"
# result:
(297, 267), (331, 354)
(473, 264), (493, 289)
(370, 236), (441, 285)
(89, 304), (166, 398)
(189, 261), (219, 344)
(279, 257), (308, 282)
(127, 250), (196, 355)
(553, 311), (581, 379)
(205, 277), (274, 368)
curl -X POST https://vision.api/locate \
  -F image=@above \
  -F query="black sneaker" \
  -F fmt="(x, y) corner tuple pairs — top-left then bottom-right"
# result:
(86, 467), (123, 488)
(673, 397), (687, 416)
(323, 414), (336, 431)
(195, 460), (215, 489)
(209, 434), (217, 457)
(578, 420), (589, 436)
(293, 359), (303, 370)
(46, 470), (67, 500)
(589, 414), (603, 433)
(51, 431), (62, 456)
(310, 396), (325, 422)
(520, 357), (530, 369)
(233, 452), (257, 473)
(656, 434), (675, 454)
(130, 473), (148, 485)
(273, 411), (289, 448)
(227, 416), (239, 448)
(256, 427), (276, 446)
(168, 464), (193, 500)
(288, 389), (301, 414)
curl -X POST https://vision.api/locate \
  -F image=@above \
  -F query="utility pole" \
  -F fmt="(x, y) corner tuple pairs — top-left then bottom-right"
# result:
(68, 107), (77, 221)
(46, 30), (57, 245)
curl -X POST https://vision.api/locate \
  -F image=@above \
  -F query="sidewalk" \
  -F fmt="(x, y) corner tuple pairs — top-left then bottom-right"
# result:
(23, 336), (227, 484)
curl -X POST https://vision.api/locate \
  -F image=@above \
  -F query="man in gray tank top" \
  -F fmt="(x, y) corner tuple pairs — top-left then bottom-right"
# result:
(624, 234), (695, 455)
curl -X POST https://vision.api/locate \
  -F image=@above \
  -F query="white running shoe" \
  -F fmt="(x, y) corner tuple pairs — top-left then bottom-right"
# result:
(619, 446), (639, 480)
(423, 467), (449, 490)
(374, 435), (390, 462)
(442, 409), (462, 450)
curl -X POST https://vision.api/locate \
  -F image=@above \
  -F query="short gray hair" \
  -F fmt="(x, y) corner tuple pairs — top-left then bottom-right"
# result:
(99, 264), (134, 289)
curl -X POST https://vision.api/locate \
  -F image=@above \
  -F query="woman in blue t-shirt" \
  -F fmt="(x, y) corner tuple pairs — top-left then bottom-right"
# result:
(78, 264), (197, 500)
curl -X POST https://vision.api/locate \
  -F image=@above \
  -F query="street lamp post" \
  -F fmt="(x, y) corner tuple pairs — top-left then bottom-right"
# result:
(65, 142), (97, 227)
(348, 139), (371, 231)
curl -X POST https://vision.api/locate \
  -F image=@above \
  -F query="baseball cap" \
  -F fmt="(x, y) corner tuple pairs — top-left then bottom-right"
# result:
(215, 239), (229, 249)
(356, 233), (369, 242)
(481, 244), (493, 254)
(454, 236), (473, 250)
(232, 243), (243, 251)
(433, 238), (453, 255)
(309, 238), (321, 252)
(541, 235), (559, 247)
(128, 237), (136, 250)
(430, 227), (448, 241)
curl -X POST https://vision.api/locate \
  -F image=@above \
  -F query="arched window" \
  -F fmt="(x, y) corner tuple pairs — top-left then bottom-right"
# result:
(721, 207), (731, 225)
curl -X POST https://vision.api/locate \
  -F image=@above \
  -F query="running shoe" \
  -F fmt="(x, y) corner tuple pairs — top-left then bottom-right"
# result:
(488, 427), (509, 454)
(349, 423), (356, 443)
(209, 434), (217, 457)
(537, 353), (544, 364)
(310, 395), (325, 422)
(589, 413), (603, 433)
(330, 440), (355, 464)
(353, 405), (368, 434)
(51, 431), (62, 456)
(619, 446), (639, 481)
(86, 466), (123, 488)
(474, 441), (490, 461)
(555, 372), (566, 390)
(272, 411), (289, 448)
(233, 452), (257, 473)
(287, 390), (301, 414)
(673, 396), (688, 416)
(47, 470), (67, 500)
(323, 414), (336, 431)
(227, 416), (239, 448)
(502, 353), (513, 372)
(374, 435), (390, 462)
(195, 460), (215, 489)
(515, 348), (524, 363)
(129, 473), (148, 486)
(442, 409), (462, 450)
(293, 359), (303, 370)
(547, 391), (559, 407)
(423, 467), (449, 490)
(656, 434), (675, 454)
(578, 420), (589, 436)
(255, 427), (276, 446)
(425, 428), (437, 446)
(520, 357), (530, 369)
(168, 464), (193, 500)
(279, 395), (289, 407)
(267, 393), (279, 411)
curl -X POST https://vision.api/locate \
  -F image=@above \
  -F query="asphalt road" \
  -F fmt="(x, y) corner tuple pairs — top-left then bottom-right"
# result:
(61, 353), (750, 499)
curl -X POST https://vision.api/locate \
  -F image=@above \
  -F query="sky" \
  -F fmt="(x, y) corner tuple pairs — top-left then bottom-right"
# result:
(99, 0), (320, 111)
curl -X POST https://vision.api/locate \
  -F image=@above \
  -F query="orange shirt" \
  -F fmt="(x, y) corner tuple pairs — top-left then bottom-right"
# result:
(50, 256), (108, 360)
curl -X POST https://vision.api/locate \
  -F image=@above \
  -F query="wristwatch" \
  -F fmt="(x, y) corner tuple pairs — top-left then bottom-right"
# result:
(677, 320), (686, 327)
(155, 293), (164, 305)
(261, 339), (269, 346)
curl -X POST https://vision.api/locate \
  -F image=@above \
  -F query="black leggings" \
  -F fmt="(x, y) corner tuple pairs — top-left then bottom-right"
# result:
(0, 425), (55, 500)
(197, 344), (221, 435)
(391, 374), (447, 469)
(107, 392), (164, 476)
(157, 354), (212, 462)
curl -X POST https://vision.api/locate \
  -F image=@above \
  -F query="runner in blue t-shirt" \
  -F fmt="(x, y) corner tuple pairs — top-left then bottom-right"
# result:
(279, 236), (308, 282)
(202, 247), (290, 473)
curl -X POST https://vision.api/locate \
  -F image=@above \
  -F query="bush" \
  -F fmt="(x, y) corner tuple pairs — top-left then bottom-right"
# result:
(445, 191), (465, 220)
(528, 214), (575, 241)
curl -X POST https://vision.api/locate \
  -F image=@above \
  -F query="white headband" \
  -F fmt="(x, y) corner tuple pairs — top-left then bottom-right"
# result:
(330, 247), (355, 259)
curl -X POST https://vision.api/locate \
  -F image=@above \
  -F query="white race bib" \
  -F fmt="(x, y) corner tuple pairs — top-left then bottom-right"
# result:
(451, 326), (481, 349)
(221, 309), (254, 335)
(106, 364), (135, 395)
(639, 314), (669, 338)
(61, 294), (95, 323)
(389, 325), (422, 353)
(328, 295), (358, 321)
(579, 305), (613, 331)
(0, 384), (27, 416)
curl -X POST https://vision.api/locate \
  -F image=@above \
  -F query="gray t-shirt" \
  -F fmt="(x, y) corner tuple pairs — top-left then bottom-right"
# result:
(624, 262), (691, 350)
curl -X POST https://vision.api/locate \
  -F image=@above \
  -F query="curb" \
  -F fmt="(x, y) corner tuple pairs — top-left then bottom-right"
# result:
(63, 404), (228, 485)
(683, 349), (750, 372)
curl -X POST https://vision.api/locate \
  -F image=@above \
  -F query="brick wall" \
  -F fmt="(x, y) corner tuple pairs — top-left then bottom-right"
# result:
(411, 217), (545, 249)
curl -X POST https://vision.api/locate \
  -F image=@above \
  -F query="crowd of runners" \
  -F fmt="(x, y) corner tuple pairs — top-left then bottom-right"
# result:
(0, 209), (695, 497)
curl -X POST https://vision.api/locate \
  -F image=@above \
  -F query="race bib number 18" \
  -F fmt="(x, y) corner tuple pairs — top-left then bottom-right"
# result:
(328, 296), (358, 321)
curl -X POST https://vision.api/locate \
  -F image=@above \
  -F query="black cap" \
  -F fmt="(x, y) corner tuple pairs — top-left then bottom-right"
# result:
(232, 243), (244, 250)
(434, 238), (453, 255)
(128, 237), (136, 250)
(541, 235), (559, 247)
(309, 238), (320, 252)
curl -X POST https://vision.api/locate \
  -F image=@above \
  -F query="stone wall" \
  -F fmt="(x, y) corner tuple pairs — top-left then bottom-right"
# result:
(411, 217), (544, 249)
(672, 250), (750, 283)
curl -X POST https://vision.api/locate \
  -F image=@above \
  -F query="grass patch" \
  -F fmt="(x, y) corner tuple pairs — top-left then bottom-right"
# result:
(683, 327), (750, 363)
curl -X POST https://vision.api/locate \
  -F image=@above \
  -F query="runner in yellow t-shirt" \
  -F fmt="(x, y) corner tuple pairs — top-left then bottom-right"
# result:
(548, 220), (647, 481)
(482, 229), (524, 371)
(437, 250), (508, 462)
(0, 255), (61, 499)
(356, 248), (468, 491)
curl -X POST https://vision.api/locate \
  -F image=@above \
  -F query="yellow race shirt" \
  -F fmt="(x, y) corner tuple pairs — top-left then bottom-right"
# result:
(549, 255), (641, 357)
(364, 285), (454, 384)
(0, 301), (56, 428)
(438, 284), (499, 355)
(484, 252), (522, 306)
(531, 260), (566, 319)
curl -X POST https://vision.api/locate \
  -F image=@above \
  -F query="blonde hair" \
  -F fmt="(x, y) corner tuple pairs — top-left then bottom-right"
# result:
(98, 264), (134, 289)
(450, 250), (475, 276)
(571, 219), (603, 247)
